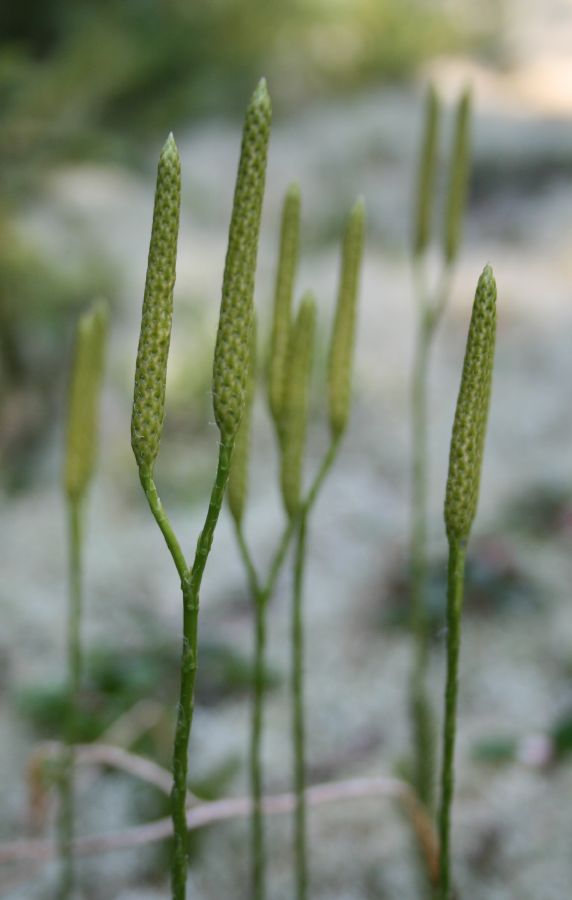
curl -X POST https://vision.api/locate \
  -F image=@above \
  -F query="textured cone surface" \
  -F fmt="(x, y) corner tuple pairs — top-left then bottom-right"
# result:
(445, 265), (496, 543)
(213, 79), (272, 444)
(65, 301), (108, 499)
(413, 85), (440, 257)
(131, 134), (181, 474)
(228, 318), (257, 526)
(328, 198), (366, 438)
(281, 294), (316, 518)
(444, 89), (471, 265)
(268, 182), (300, 425)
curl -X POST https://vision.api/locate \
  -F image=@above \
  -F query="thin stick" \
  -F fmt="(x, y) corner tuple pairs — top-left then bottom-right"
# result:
(0, 776), (438, 887)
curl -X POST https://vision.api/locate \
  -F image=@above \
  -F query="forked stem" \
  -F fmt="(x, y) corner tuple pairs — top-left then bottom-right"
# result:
(290, 437), (340, 900)
(235, 437), (340, 900)
(142, 442), (233, 900)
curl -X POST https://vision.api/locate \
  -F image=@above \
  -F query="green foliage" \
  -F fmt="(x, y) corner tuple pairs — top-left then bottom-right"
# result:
(17, 640), (278, 743)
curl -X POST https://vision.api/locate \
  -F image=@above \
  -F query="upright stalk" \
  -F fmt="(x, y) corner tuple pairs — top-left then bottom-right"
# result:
(168, 441), (233, 899)
(292, 507), (309, 900)
(408, 86), (471, 816)
(438, 540), (466, 900)
(410, 313), (432, 808)
(235, 448), (335, 900)
(60, 300), (108, 898)
(289, 440), (339, 900)
(59, 497), (83, 899)
(250, 591), (267, 900)
(438, 265), (497, 899)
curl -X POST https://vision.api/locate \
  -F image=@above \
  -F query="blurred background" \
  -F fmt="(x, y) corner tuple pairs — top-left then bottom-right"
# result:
(2, 0), (572, 897)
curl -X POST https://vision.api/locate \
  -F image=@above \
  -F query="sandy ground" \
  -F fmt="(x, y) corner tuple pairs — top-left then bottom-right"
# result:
(4, 9), (572, 896)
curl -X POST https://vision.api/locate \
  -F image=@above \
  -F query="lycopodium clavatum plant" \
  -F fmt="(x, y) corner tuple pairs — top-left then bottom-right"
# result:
(131, 79), (271, 900)
(409, 84), (472, 814)
(61, 299), (108, 899)
(227, 193), (365, 900)
(438, 264), (497, 900)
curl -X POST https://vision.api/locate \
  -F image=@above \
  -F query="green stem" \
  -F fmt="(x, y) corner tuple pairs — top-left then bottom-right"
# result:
(170, 441), (233, 900)
(438, 539), (466, 900)
(250, 591), (267, 900)
(410, 314), (434, 810)
(303, 438), (340, 516)
(409, 261), (453, 814)
(292, 507), (309, 900)
(290, 438), (340, 900)
(235, 522), (261, 599)
(59, 497), (83, 900)
(140, 470), (188, 584)
(235, 438), (341, 900)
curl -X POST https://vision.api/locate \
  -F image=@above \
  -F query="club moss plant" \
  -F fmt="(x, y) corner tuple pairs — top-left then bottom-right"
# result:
(409, 85), (472, 813)
(132, 78), (271, 900)
(61, 299), (108, 899)
(438, 264), (497, 900)
(227, 195), (365, 900)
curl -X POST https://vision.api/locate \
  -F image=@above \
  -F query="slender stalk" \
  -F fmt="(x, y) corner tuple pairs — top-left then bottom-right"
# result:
(59, 497), (83, 899)
(292, 507), (309, 900)
(250, 593), (267, 900)
(410, 313), (434, 811)
(169, 440), (232, 900)
(438, 539), (466, 900)
(235, 438), (340, 900)
(290, 438), (340, 900)
(409, 264), (452, 815)
(139, 471), (188, 583)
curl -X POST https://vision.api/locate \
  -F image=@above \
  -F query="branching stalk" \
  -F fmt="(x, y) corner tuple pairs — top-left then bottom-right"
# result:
(290, 438), (340, 900)
(234, 436), (340, 900)
(140, 442), (233, 900)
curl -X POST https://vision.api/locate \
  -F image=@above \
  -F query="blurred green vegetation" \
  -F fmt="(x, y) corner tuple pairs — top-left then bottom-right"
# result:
(17, 637), (279, 750)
